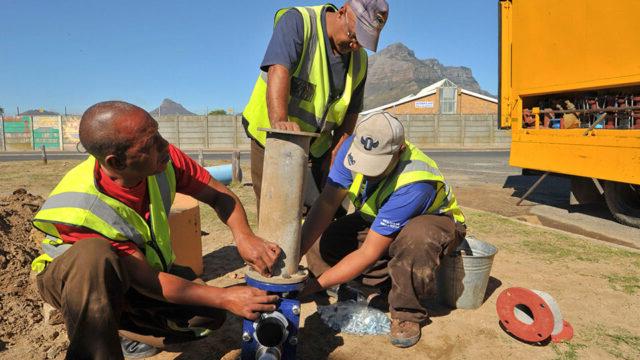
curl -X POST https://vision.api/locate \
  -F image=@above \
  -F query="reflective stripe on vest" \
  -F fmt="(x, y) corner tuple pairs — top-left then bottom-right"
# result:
(242, 4), (368, 158)
(31, 156), (177, 272)
(347, 142), (466, 224)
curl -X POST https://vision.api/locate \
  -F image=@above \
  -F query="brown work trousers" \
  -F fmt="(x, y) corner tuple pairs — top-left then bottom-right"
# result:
(36, 238), (225, 360)
(306, 213), (466, 324)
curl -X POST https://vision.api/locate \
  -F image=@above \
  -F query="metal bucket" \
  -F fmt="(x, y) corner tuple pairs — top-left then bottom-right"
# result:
(436, 236), (498, 309)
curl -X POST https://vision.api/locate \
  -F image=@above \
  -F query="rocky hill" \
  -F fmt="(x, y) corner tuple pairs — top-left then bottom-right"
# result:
(150, 98), (196, 116)
(364, 43), (493, 110)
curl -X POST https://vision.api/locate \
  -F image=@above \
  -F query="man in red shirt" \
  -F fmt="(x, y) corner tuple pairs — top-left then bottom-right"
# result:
(34, 101), (281, 359)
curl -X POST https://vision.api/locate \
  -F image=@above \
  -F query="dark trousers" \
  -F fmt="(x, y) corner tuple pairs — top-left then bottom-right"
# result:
(306, 213), (466, 324)
(36, 238), (225, 360)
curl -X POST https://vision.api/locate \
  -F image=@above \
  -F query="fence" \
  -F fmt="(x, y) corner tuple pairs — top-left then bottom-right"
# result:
(399, 114), (511, 147)
(0, 114), (509, 151)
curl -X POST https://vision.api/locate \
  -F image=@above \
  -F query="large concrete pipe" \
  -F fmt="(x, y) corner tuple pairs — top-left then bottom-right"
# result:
(242, 128), (318, 360)
(256, 128), (318, 279)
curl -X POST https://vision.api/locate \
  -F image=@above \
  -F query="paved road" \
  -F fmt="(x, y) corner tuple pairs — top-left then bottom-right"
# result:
(426, 150), (520, 185)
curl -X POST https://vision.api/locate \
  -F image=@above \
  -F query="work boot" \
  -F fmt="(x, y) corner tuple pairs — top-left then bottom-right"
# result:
(120, 337), (160, 359)
(389, 319), (421, 348)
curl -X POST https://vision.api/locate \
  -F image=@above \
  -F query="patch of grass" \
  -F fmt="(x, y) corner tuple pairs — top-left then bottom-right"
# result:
(463, 208), (640, 266)
(592, 326), (640, 360)
(551, 342), (586, 360)
(605, 331), (640, 348)
(604, 274), (640, 295)
(0, 159), (84, 197)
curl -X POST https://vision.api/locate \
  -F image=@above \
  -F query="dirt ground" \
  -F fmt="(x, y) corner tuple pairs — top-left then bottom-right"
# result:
(0, 189), (68, 358)
(0, 160), (638, 359)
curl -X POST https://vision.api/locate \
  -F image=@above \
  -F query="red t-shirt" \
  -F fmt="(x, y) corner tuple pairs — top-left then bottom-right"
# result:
(54, 144), (211, 255)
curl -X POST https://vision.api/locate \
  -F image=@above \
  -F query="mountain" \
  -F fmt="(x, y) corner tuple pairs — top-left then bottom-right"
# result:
(150, 98), (196, 116)
(363, 43), (493, 110)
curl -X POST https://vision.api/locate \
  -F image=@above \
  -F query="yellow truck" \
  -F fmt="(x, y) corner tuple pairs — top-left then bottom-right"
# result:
(498, 0), (640, 227)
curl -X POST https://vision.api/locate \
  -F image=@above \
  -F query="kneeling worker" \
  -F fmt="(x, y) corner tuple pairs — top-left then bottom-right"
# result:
(31, 101), (281, 359)
(299, 112), (466, 348)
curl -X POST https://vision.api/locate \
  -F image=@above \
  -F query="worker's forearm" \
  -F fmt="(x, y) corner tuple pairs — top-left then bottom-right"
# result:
(202, 179), (255, 243)
(266, 64), (290, 126)
(157, 272), (229, 309)
(212, 188), (254, 243)
(301, 195), (339, 255)
(316, 249), (375, 290)
(123, 251), (231, 310)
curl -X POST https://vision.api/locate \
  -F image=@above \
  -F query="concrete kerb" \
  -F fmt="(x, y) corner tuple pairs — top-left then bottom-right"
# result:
(460, 206), (640, 254)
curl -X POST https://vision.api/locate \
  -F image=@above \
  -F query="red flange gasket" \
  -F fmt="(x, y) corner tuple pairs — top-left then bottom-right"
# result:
(551, 320), (574, 343)
(496, 287), (555, 343)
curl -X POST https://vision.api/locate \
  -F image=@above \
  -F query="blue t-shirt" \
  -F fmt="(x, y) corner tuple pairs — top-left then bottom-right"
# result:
(328, 136), (437, 236)
(260, 7), (365, 114)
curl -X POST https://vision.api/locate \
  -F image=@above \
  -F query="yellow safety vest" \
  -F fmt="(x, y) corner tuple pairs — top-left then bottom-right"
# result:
(31, 157), (177, 273)
(243, 4), (368, 158)
(348, 142), (466, 224)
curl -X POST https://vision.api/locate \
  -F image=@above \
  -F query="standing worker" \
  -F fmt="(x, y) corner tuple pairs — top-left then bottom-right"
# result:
(31, 101), (281, 359)
(299, 112), (467, 348)
(242, 0), (389, 209)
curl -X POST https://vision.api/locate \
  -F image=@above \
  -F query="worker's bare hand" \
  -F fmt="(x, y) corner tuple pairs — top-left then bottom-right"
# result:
(273, 121), (301, 132)
(222, 285), (279, 320)
(237, 234), (282, 277)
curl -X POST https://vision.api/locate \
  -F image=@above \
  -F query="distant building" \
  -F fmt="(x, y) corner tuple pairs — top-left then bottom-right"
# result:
(361, 79), (497, 116)
(18, 109), (60, 116)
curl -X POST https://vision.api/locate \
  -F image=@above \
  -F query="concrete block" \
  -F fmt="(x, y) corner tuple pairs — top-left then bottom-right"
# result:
(169, 194), (203, 276)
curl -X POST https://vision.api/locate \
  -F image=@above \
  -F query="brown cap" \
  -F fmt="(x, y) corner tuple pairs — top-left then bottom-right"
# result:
(344, 112), (404, 177)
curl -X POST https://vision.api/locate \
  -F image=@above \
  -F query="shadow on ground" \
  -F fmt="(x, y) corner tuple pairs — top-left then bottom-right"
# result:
(201, 245), (245, 282)
(484, 276), (503, 302)
(163, 316), (244, 359)
(299, 312), (344, 360)
(503, 174), (614, 220)
(498, 320), (552, 347)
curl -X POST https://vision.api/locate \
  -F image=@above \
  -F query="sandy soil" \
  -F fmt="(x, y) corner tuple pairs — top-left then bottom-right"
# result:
(0, 162), (638, 359)
(0, 189), (68, 358)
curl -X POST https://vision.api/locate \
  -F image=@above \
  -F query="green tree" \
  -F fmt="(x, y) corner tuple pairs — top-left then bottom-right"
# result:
(208, 109), (226, 115)
(0, 106), (4, 116)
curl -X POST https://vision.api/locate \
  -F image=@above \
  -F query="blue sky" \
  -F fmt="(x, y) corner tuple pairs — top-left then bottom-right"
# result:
(1, 0), (498, 115)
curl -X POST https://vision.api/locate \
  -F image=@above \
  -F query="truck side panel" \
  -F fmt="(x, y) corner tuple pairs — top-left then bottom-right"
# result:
(510, 0), (640, 96)
(500, 0), (640, 185)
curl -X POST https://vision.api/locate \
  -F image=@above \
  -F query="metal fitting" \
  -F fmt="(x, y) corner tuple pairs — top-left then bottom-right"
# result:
(291, 305), (300, 315)
(255, 312), (289, 347)
(242, 331), (252, 342)
(288, 336), (298, 346)
(256, 345), (281, 360)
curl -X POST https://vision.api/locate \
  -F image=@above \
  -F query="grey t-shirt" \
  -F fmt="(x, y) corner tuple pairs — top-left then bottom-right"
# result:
(260, 7), (366, 114)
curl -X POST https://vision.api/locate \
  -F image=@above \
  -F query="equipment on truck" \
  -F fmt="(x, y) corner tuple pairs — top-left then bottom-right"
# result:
(499, 0), (640, 228)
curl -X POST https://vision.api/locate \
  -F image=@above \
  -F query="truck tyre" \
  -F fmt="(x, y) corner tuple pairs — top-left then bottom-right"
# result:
(603, 181), (640, 228)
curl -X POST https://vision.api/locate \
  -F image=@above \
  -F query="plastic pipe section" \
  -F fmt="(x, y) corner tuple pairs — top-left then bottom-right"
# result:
(257, 129), (317, 277)
(205, 164), (233, 185)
